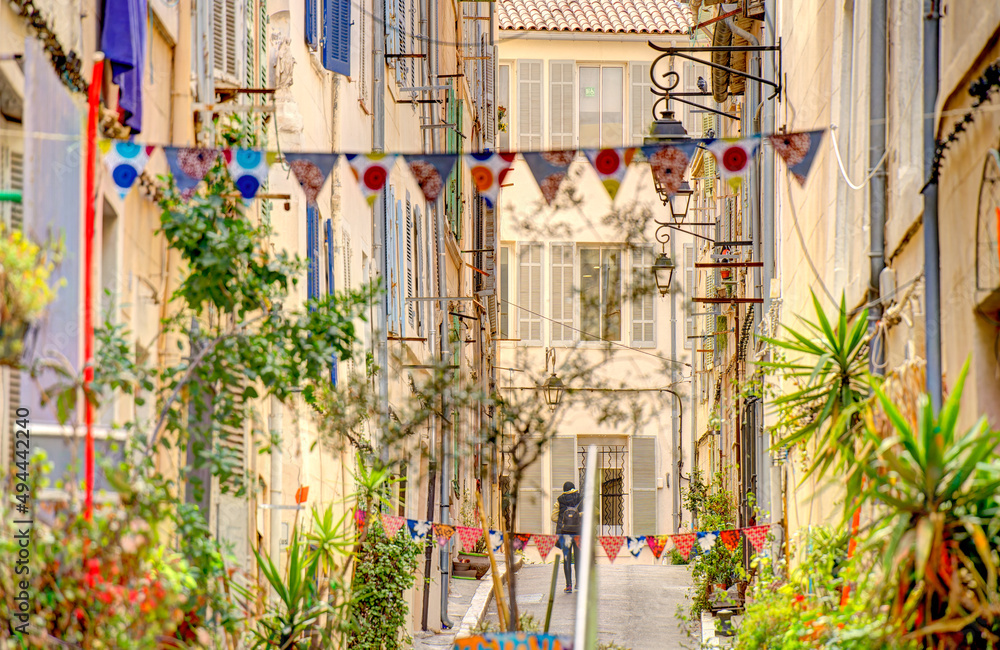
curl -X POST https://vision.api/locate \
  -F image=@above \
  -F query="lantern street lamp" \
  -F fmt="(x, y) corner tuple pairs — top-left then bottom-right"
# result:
(644, 109), (693, 219)
(651, 251), (675, 297)
(542, 371), (565, 410)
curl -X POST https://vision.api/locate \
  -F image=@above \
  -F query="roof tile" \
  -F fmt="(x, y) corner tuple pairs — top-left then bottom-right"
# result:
(499, 0), (692, 35)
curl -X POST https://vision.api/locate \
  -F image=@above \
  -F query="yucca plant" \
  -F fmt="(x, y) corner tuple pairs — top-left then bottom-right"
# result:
(862, 359), (1000, 647)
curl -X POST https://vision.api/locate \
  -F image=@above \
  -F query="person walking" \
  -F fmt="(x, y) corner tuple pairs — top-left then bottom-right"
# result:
(551, 481), (582, 593)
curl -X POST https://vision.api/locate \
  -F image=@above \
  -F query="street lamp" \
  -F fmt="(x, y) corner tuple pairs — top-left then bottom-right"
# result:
(651, 251), (675, 297)
(668, 180), (693, 222)
(542, 372), (565, 410)
(644, 109), (693, 216)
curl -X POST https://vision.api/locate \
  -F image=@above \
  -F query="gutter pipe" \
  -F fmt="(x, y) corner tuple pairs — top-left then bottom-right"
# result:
(868, 0), (887, 375)
(923, 0), (942, 411)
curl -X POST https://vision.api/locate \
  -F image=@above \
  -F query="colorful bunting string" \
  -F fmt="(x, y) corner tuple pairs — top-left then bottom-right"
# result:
(626, 536), (646, 558)
(646, 535), (670, 559)
(285, 152), (338, 205)
(598, 536), (625, 564)
(643, 142), (698, 199)
(225, 148), (274, 200)
(408, 519), (433, 544)
(768, 130), (824, 186)
(719, 529), (741, 552)
(100, 140), (154, 198)
(382, 514), (406, 539)
(512, 533), (533, 552)
(705, 137), (761, 191)
(489, 529), (505, 554)
(465, 152), (516, 207)
(697, 531), (719, 553)
(534, 534), (557, 561)
(434, 523), (456, 546)
(585, 148), (637, 199)
(407, 154), (456, 202)
(163, 146), (220, 199)
(345, 153), (394, 206)
(672, 533), (697, 561)
(743, 525), (770, 552)
(456, 525), (483, 552)
(523, 151), (576, 204)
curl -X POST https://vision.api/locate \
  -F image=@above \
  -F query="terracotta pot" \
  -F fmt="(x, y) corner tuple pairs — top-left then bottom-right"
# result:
(458, 552), (490, 579)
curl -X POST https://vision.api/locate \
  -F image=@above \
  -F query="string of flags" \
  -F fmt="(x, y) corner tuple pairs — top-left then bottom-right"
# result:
(99, 131), (825, 207)
(355, 511), (773, 564)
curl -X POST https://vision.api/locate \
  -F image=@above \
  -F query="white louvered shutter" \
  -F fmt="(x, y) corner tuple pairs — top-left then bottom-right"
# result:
(631, 246), (655, 347)
(518, 439), (544, 532)
(518, 60), (543, 150)
(550, 436), (577, 534)
(485, 45), (497, 149)
(550, 243), (574, 344)
(549, 61), (574, 149)
(684, 243), (695, 350)
(631, 437), (657, 535)
(518, 243), (543, 345)
(630, 62), (655, 143)
(498, 64), (511, 150)
(413, 205), (422, 335)
(213, 0), (243, 83)
(406, 195), (414, 328)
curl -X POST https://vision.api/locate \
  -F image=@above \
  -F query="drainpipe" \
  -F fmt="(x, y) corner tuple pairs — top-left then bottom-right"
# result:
(437, 200), (454, 629)
(922, 0), (942, 411)
(171, 0), (193, 145)
(268, 394), (283, 600)
(670, 236), (680, 533)
(868, 0), (888, 376)
(373, 0), (389, 463)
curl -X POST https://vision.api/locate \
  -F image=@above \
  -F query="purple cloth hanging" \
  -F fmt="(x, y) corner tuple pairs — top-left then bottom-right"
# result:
(100, 0), (146, 133)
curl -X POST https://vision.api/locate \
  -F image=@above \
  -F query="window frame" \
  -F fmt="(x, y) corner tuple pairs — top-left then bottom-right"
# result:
(578, 244), (624, 344)
(577, 63), (625, 149)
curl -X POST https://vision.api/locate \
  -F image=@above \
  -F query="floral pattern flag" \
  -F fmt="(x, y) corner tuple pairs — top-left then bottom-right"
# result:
(534, 534), (557, 561)
(489, 529), (505, 554)
(355, 510), (367, 528)
(100, 140), (154, 198)
(672, 533), (697, 561)
(225, 148), (276, 200)
(163, 146), (221, 198)
(407, 519), (433, 544)
(512, 533), (533, 551)
(434, 524), (456, 546)
(382, 514), (406, 539)
(285, 153), (339, 205)
(697, 531), (719, 553)
(719, 529), (741, 552)
(598, 536), (625, 564)
(705, 137), (762, 191)
(456, 526), (483, 552)
(626, 536), (647, 558)
(465, 152), (517, 207)
(743, 525), (770, 552)
(406, 154), (457, 202)
(646, 535), (670, 559)
(522, 150), (576, 204)
(345, 153), (395, 205)
(642, 142), (699, 200)
(584, 148), (639, 199)
(768, 130), (825, 186)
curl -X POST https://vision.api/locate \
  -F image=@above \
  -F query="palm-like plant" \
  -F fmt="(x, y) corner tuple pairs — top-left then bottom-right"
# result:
(862, 359), (1000, 647)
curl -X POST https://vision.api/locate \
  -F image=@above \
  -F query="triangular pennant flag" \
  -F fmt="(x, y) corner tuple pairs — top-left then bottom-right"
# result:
(434, 523), (456, 546)
(512, 533), (533, 551)
(407, 519), (433, 544)
(163, 146), (221, 198)
(465, 152), (517, 207)
(100, 140), (154, 198)
(598, 536), (625, 564)
(719, 529), (740, 552)
(584, 148), (638, 199)
(705, 137), (761, 191)
(646, 535), (670, 559)
(522, 151), (576, 204)
(672, 533), (697, 561)
(455, 525), (483, 552)
(488, 529), (505, 553)
(533, 534), (557, 561)
(743, 525), (770, 553)
(224, 148), (275, 200)
(697, 531), (719, 553)
(406, 154), (457, 202)
(642, 142), (699, 200)
(768, 130), (825, 186)
(355, 510), (367, 528)
(626, 536), (647, 558)
(285, 153), (339, 205)
(382, 514), (406, 539)
(345, 153), (395, 206)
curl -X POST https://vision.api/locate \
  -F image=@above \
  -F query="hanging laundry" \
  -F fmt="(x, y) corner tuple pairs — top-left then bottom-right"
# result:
(100, 0), (147, 132)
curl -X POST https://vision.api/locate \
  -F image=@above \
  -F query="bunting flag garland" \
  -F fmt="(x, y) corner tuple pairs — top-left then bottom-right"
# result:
(407, 154), (457, 202)
(225, 148), (275, 200)
(355, 510), (367, 528)
(163, 146), (221, 198)
(697, 531), (719, 553)
(512, 533), (533, 551)
(585, 148), (638, 199)
(534, 534), (558, 561)
(456, 525), (483, 552)
(285, 153), (339, 205)
(646, 535), (670, 559)
(643, 142), (699, 200)
(672, 534), (697, 561)
(382, 514), (406, 539)
(465, 152), (516, 207)
(345, 153), (395, 206)
(743, 525), (770, 552)
(408, 519), (433, 544)
(523, 151), (576, 204)
(100, 140), (154, 198)
(704, 137), (761, 191)
(719, 529), (741, 552)
(768, 130), (824, 186)
(434, 524), (456, 546)
(626, 536), (647, 558)
(598, 536), (625, 564)
(489, 529), (505, 554)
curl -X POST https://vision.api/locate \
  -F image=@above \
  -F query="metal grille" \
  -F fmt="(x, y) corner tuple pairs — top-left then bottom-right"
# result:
(578, 445), (627, 536)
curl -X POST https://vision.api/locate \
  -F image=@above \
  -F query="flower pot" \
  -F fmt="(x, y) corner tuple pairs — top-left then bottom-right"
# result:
(457, 552), (490, 579)
(0, 320), (28, 367)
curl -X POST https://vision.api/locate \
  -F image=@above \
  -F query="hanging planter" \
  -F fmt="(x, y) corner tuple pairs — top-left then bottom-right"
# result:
(0, 228), (63, 367)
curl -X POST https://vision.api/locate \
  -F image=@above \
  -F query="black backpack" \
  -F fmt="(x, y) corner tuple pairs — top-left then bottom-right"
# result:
(560, 501), (582, 534)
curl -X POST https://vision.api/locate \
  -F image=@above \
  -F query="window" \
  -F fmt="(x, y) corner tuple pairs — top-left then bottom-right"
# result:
(305, 0), (318, 49)
(517, 243), (543, 345)
(550, 61), (574, 149)
(322, 0), (351, 76)
(307, 204), (321, 301)
(630, 62), (655, 143)
(630, 246), (654, 347)
(213, 0), (245, 83)
(517, 60), (543, 150)
(1, 142), (23, 231)
(579, 247), (621, 342)
(579, 66), (623, 148)
(550, 244), (574, 344)
(405, 195), (415, 328)
(498, 64), (510, 150)
(499, 246), (510, 338)
(358, 0), (368, 104)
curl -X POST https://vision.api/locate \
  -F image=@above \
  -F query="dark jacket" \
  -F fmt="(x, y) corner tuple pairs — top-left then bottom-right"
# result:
(551, 489), (581, 534)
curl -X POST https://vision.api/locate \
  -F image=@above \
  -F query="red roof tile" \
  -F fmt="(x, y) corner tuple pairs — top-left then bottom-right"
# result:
(499, 0), (692, 34)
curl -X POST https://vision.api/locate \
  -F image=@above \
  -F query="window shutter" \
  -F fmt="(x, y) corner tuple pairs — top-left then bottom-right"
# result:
(213, 0), (244, 83)
(412, 205), (422, 335)
(684, 243), (695, 350)
(631, 246), (655, 347)
(631, 437), (657, 535)
(305, 0), (318, 48)
(517, 60), (543, 150)
(307, 205), (321, 301)
(485, 44), (496, 148)
(550, 243), (574, 344)
(4, 368), (21, 474)
(2, 144), (23, 231)
(550, 436), (577, 533)
(549, 61), (574, 148)
(498, 64), (510, 151)
(630, 62), (654, 143)
(518, 440), (544, 532)
(518, 243), (543, 345)
(325, 219), (339, 385)
(322, 0), (351, 76)
(406, 195), (414, 328)
(394, 0), (406, 85)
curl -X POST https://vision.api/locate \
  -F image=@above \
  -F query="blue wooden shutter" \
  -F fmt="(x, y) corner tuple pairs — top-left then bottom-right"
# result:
(307, 205), (320, 301)
(322, 0), (351, 76)
(305, 0), (318, 49)
(325, 219), (338, 386)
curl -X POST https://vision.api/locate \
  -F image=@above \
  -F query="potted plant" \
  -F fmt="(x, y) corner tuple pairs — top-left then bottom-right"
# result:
(0, 227), (63, 366)
(457, 535), (491, 579)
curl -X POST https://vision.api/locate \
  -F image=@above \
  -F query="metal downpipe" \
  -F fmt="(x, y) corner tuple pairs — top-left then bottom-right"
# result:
(868, 0), (888, 375)
(923, 0), (942, 410)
